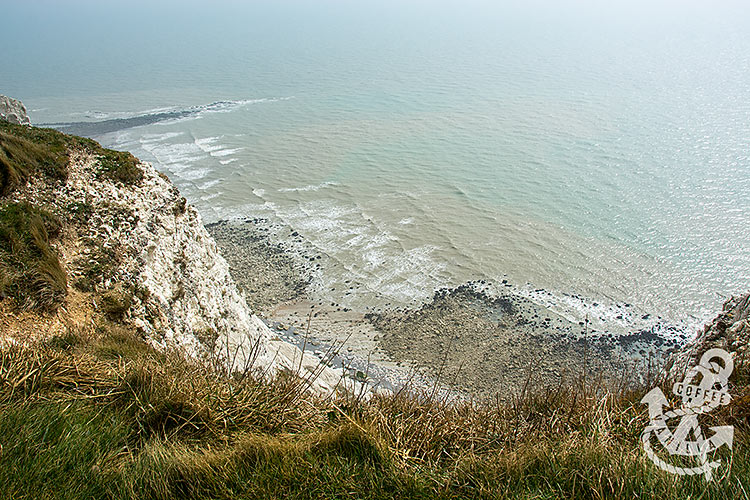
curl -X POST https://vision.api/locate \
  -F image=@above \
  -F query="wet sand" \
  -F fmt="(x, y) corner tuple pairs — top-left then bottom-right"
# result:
(208, 219), (683, 400)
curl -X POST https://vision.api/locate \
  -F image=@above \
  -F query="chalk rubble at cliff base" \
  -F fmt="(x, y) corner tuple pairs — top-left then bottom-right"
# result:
(0, 95), (31, 125)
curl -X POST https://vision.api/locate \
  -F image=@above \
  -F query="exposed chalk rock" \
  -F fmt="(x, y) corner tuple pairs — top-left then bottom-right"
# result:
(664, 293), (750, 380)
(0, 95), (31, 125)
(58, 149), (361, 396)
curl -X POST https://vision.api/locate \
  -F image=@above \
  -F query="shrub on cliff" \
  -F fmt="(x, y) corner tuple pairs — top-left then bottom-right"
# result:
(0, 201), (66, 311)
(97, 149), (143, 185)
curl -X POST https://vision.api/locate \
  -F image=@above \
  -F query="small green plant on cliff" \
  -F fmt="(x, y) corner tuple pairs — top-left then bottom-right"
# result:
(97, 149), (143, 185)
(100, 283), (134, 322)
(0, 201), (66, 312)
(72, 239), (133, 295)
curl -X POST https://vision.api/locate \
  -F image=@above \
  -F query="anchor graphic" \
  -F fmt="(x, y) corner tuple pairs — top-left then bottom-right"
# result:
(641, 348), (734, 481)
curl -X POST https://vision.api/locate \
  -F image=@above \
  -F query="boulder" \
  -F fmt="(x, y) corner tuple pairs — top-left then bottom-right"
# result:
(0, 95), (31, 125)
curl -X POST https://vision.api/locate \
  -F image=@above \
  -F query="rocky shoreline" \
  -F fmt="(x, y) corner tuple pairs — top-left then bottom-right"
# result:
(208, 219), (434, 394)
(206, 219), (310, 317)
(207, 218), (687, 399)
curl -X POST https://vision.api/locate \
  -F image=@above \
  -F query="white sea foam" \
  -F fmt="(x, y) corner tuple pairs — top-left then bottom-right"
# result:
(248, 198), (446, 308)
(142, 142), (204, 165)
(195, 137), (224, 153)
(474, 280), (694, 341)
(278, 181), (339, 193)
(140, 131), (184, 143)
(200, 192), (221, 202)
(174, 167), (211, 182)
(105, 130), (137, 149)
(210, 148), (244, 157)
(197, 179), (222, 190)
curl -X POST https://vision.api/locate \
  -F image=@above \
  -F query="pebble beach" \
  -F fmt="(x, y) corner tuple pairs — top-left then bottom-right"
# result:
(208, 219), (684, 399)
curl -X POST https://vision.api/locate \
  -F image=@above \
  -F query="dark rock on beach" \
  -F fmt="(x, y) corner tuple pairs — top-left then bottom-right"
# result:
(206, 219), (685, 400)
(206, 219), (310, 316)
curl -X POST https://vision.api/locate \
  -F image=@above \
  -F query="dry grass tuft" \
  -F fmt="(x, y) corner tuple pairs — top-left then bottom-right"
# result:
(0, 126), (69, 195)
(0, 201), (67, 312)
(0, 339), (113, 402)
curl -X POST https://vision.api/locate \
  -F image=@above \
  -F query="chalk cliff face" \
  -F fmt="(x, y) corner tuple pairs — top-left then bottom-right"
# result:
(1, 96), (352, 395)
(60, 150), (352, 395)
(665, 293), (750, 379)
(0, 95), (31, 125)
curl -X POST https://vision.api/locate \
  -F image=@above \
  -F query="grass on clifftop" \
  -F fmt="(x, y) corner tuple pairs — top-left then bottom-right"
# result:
(0, 125), (69, 195)
(0, 120), (143, 193)
(0, 122), (148, 311)
(1, 312), (748, 500)
(0, 201), (66, 312)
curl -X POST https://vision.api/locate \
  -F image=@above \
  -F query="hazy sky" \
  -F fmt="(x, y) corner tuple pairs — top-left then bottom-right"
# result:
(1, 0), (748, 100)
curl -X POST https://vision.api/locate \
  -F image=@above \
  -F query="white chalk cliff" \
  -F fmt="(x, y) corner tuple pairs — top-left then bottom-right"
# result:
(0, 94), (355, 395)
(60, 149), (356, 396)
(0, 95), (31, 125)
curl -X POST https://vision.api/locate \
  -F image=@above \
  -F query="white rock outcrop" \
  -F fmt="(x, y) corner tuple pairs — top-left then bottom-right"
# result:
(664, 293), (750, 380)
(0, 95), (31, 125)
(61, 151), (357, 396)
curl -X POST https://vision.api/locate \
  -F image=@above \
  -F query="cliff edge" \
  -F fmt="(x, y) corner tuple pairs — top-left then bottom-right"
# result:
(665, 293), (750, 380)
(0, 100), (354, 395)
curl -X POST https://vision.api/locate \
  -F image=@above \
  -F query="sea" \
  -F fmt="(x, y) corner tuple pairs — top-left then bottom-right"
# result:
(2, 0), (749, 338)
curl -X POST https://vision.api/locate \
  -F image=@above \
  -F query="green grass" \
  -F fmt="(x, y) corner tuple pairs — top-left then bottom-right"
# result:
(0, 201), (66, 312)
(0, 120), (143, 193)
(0, 397), (423, 500)
(0, 318), (748, 500)
(0, 126), (69, 195)
(0, 401), (131, 500)
(97, 149), (143, 185)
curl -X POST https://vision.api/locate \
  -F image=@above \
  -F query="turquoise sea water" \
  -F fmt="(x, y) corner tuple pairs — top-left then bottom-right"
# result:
(2, 0), (749, 335)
